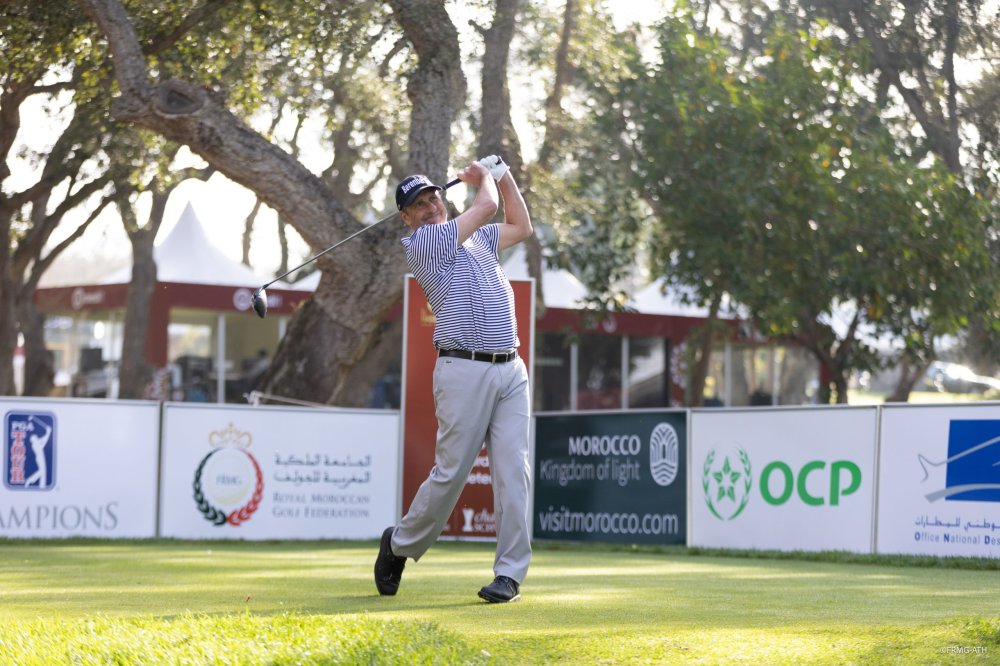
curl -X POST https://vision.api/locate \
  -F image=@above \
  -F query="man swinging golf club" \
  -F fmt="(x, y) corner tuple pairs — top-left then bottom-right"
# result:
(374, 155), (533, 603)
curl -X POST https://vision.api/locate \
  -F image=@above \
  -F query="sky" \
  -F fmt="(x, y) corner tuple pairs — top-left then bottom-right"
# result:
(27, 1), (670, 287)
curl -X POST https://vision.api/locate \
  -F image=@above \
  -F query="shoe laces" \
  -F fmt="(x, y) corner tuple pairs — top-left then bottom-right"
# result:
(497, 575), (517, 591)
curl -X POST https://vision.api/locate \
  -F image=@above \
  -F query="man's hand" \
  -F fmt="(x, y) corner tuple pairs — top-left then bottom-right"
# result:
(478, 154), (510, 181)
(458, 160), (491, 186)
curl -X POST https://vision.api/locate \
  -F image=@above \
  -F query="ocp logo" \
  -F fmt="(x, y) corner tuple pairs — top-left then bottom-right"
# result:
(4, 412), (56, 491)
(702, 446), (752, 520)
(703, 446), (863, 520)
(759, 460), (861, 506)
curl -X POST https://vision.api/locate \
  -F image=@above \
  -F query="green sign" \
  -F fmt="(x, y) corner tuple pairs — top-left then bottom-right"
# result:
(534, 411), (687, 544)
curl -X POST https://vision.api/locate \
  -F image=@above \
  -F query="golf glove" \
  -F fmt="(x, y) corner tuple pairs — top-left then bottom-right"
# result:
(478, 154), (510, 181)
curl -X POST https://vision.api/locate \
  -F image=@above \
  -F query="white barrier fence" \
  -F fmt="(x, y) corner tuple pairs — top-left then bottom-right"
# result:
(4, 397), (1000, 558)
(877, 403), (1000, 558)
(1, 397), (160, 538)
(159, 403), (399, 540)
(2, 398), (400, 540)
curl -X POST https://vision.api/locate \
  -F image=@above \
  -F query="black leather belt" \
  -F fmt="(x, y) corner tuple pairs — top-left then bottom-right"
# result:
(438, 349), (517, 363)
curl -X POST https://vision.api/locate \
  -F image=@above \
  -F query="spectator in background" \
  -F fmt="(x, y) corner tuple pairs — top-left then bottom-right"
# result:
(247, 349), (270, 390)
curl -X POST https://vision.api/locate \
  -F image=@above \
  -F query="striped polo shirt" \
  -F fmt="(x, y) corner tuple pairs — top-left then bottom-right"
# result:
(401, 219), (518, 352)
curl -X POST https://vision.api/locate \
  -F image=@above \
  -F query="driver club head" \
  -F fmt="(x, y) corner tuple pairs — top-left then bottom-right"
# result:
(251, 288), (268, 319)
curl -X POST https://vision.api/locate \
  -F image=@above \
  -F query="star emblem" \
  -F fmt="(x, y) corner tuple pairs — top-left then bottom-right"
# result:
(713, 456), (742, 502)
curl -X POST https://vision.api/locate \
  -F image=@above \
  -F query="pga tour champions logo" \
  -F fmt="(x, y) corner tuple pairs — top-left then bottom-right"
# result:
(649, 423), (680, 487)
(703, 445), (752, 520)
(5, 412), (56, 490)
(193, 422), (264, 526)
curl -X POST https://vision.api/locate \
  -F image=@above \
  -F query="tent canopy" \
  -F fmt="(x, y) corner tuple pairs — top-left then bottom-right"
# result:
(99, 202), (282, 288)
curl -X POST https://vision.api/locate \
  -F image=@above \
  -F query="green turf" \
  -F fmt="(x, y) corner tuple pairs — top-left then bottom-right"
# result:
(0, 539), (997, 664)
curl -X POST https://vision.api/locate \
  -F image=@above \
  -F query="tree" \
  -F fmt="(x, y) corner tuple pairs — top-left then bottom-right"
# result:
(0, 1), (123, 396)
(1, 0), (244, 398)
(626, 12), (994, 403)
(113, 150), (215, 399)
(515, 0), (648, 309)
(694, 0), (1000, 399)
(75, 0), (465, 406)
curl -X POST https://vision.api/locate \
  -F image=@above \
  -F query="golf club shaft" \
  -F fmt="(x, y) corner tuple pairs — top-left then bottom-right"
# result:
(259, 177), (460, 291)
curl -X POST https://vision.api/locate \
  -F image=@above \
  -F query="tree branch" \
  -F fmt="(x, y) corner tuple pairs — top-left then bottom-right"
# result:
(76, 0), (359, 251)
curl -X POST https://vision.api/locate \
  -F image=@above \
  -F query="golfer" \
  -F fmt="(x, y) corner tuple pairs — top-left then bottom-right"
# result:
(374, 156), (533, 603)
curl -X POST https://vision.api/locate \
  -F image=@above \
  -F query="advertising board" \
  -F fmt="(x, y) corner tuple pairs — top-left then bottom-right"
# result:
(159, 403), (398, 539)
(877, 403), (1000, 558)
(690, 406), (878, 553)
(1, 397), (159, 538)
(533, 410), (687, 544)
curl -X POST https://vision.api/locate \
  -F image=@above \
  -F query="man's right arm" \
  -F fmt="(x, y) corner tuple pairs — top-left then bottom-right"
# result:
(454, 161), (499, 245)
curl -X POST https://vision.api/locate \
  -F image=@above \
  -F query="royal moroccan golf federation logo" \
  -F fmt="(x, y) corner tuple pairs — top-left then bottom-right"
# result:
(703, 445), (752, 520)
(192, 422), (263, 526)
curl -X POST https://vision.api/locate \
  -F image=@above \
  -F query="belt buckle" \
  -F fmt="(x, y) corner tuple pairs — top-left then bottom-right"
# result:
(492, 352), (502, 363)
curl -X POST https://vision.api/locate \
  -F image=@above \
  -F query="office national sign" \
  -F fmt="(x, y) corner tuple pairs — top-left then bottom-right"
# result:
(877, 406), (1000, 558)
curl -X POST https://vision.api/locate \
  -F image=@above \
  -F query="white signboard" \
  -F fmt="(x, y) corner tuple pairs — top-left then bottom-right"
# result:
(877, 403), (1000, 558)
(159, 403), (399, 539)
(690, 407), (878, 553)
(1, 398), (159, 538)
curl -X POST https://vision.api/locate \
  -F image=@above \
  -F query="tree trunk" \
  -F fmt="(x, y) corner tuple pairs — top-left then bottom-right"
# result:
(478, 0), (520, 158)
(339, 317), (404, 408)
(832, 371), (849, 404)
(0, 76), (34, 395)
(886, 360), (930, 403)
(388, 0), (466, 180)
(242, 197), (263, 266)
(688, 294), (722, 406)
(0, 218), (16, 395)
(18, 300), (54, 397)
(522, 0), (580, 316)
(118, 225), (157, 399)
(78, 0), (465, 405)
(477, 0), (543, 313)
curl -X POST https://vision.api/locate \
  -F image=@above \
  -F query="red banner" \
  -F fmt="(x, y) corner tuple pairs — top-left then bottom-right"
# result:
(401, 275), (534, 539)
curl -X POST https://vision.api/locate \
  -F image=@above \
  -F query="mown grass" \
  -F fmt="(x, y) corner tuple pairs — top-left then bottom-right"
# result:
(0, 539), (998, 664)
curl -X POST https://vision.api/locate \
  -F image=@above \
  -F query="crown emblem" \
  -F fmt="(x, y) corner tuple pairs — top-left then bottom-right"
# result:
(208, 422), (252, 449)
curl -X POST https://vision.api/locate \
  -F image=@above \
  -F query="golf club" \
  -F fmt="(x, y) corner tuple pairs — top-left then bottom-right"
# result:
(251, 177), (459, 318)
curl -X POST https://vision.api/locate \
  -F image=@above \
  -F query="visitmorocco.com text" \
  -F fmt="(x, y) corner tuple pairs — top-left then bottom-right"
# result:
(537, 506), (679, 535)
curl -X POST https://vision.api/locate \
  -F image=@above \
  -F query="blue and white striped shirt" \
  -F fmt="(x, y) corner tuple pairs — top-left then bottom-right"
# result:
(401, 219), (518, 352)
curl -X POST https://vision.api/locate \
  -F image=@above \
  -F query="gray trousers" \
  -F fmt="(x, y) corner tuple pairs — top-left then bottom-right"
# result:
(392, 354), (532, 583)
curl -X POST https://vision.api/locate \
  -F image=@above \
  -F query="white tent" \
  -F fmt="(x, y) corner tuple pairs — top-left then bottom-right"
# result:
(34, 201), (312, 402)
(628, 278), (711, 318)
(99, 202), (279, 288)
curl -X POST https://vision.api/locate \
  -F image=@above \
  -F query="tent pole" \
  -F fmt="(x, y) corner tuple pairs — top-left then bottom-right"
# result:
(216, 313), (226, 404)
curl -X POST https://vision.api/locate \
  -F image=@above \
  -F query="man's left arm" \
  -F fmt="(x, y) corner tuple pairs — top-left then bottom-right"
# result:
(495, 171), (532, 251)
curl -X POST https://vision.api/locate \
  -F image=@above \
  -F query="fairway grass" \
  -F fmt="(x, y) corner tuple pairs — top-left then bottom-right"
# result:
(0, 539), (998, 664)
